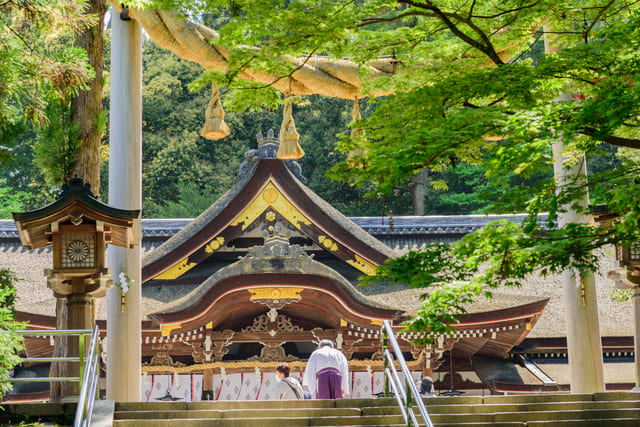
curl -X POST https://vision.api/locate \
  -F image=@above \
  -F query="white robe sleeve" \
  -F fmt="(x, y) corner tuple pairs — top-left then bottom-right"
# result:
(303, 353), (318, 397)
(339, 352), (349, 395)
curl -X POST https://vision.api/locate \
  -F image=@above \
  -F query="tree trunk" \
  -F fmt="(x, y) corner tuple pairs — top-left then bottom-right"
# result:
(412, 168), (429, 216)
(50, 0), (106, 401)
(70, 0), (106, 196)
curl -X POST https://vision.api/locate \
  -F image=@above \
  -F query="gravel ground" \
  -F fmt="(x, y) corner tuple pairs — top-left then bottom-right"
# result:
(366, 246), (634, 338)
(2, 243), (633, 339)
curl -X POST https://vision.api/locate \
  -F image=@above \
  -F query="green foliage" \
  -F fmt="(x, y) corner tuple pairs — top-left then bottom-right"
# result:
(0, 269), (26, 395)
(296, 95), (414, 216)
(133, 40), (415, 218)
(130, 0), (640, 338)
(135, 40), (271, 215)
(0, 184), (33, 219)
(0, 0), (94, 172)
(611, 288), (633, 303)
(145, 181), (223, 218)
(0, 123), (58, 212)
(6, 0), (637, 345)
(33, 99), (82, 187)
(408, 281), (483, 344)
(360, 245), (482, 342)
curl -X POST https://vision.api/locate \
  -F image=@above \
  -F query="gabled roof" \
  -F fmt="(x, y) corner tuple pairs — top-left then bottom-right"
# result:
(140, 131), (405, 331)
(142, 131), (400, 285)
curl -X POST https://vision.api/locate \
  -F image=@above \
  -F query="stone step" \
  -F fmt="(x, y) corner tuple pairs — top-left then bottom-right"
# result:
(114, 419), (640, 427)
(424, 408), (640, 424)
(361, 399), (640, 416)
(592, 391), (639, 401)
(526, 419), (640, 427)
(482, 393), (598, 404)
(123, 407), (640, 426)
(433, 418), (640, 427)
(116, 399), (339, 411)
(494, 408), (640, 423)
(114, 424), (415, 427)
(113, 415), (406, 427)
(115, 392), (639, 412)
(430, 424), (526, 427)
(114, 407), (362, 420)
(112, 394), (640, 427)
(309, 415), (407, 426)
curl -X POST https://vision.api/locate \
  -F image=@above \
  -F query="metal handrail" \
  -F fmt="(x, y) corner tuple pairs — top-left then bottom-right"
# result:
(74, 325), (100, 427)
(10, 329), (93, 384)
(9, 327), (100, 427)
(382, 320), (433, 427)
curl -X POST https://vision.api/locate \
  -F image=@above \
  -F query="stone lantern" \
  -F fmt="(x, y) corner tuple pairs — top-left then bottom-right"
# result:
(12, 178), (140, 392)
(610, 245), (640, 287)
(592, 205), (640, 287)
(607, 246), (640, 392)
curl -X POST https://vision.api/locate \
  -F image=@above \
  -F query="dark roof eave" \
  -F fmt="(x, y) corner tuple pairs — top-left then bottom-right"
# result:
(12, 186), (140, 224)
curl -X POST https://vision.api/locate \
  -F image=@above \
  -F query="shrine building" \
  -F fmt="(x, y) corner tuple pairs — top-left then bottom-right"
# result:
(1, 131), (635, 401)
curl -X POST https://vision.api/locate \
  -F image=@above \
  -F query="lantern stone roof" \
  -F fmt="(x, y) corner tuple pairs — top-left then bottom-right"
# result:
(12, 178), (140, 250)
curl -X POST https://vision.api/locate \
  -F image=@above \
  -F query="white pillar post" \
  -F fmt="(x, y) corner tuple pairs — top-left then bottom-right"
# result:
(633, 287), (640, 391)
(545, 23), (605, 393)
(107, 9), (142, 401)
(552, 140), (605, 393)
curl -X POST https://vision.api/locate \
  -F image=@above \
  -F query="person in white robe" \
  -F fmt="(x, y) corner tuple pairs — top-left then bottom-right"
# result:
(302, 339), (349, 399)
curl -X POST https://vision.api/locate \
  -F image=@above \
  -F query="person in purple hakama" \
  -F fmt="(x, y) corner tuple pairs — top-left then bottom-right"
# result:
(302, 339), (349, 399)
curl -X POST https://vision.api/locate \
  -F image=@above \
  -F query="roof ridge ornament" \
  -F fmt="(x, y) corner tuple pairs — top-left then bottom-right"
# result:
(240, 220), (309, 259)
(61, 177), (96, 199)
(237, 130), (307, 183)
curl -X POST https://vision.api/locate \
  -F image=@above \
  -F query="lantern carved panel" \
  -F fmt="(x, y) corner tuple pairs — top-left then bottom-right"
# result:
(52, 224), (104, 275)
(62, 234), (96, 268)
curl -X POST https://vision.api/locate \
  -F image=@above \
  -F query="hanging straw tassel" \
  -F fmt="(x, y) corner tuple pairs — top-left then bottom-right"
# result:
(200, 82), (230, 140)
(277, 96), (305, 160)
(350, 97), (363, 139)
(347, 97), (366, 166)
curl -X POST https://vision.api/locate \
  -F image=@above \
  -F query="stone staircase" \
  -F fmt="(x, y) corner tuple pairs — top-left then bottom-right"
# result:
(112, 391), (640, 426)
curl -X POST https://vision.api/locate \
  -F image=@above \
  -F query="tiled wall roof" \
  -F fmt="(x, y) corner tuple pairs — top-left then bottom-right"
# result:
(0, 214), (552, 252)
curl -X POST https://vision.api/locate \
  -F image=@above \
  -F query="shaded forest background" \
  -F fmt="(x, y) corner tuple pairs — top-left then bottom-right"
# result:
(0, 22), (619, 220)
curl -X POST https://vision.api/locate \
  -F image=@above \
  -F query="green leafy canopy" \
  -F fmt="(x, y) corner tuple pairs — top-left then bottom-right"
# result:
(128, 0), (640, 341)
(0, 269), (26, 395)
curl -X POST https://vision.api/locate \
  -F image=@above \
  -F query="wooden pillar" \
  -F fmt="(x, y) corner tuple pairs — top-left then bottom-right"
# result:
(422, 349), (433, 378)
(107, 7), (142, 401)
(202, 369), (214, 400)
(67, 286), (94, 396)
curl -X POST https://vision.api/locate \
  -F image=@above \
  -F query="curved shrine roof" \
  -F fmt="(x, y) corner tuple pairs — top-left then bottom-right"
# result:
(140, 132), (405, 331)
